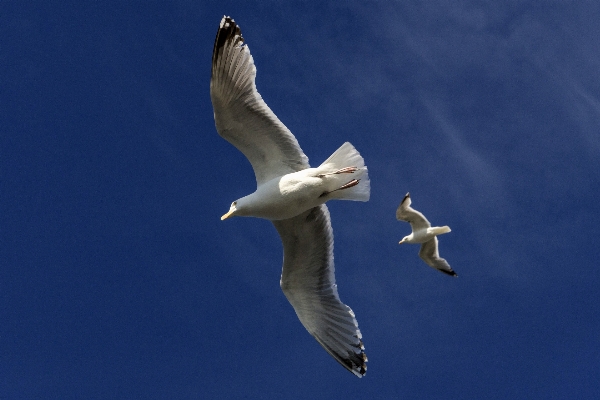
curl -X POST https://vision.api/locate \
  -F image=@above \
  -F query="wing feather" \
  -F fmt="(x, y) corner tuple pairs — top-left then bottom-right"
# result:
(211, 16), (309, 185)
(419, 238), (457, 276)
(396, 192), (431, 231)
(272, 205), (367, 377)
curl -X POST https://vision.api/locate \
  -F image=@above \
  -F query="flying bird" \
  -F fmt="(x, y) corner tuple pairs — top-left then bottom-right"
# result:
(210, 16), (369, 377)
(396, 193), (457, 277)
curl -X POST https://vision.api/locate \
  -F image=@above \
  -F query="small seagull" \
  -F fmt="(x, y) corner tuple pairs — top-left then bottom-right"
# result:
(396, 193), (457, 277)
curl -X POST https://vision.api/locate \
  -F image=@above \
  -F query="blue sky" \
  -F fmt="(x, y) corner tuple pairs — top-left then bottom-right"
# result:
(2, 1), (599, 398)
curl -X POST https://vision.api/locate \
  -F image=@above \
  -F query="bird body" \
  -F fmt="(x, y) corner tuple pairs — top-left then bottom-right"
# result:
(222, 142), (369, 220)
(399, 225), (451, 244)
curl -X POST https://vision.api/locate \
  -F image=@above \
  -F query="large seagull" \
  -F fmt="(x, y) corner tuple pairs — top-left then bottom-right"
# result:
(210, 16), (369, 377)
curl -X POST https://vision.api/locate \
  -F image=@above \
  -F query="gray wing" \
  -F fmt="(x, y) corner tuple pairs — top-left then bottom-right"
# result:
(211, 16), (310, 186)
(272, 205), (367, 377)
(396, 192), (431, 231)
(419, 237), (457, 277)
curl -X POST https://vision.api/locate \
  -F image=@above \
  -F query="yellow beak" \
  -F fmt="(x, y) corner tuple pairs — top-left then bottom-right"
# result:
(221, 208), (235, 220)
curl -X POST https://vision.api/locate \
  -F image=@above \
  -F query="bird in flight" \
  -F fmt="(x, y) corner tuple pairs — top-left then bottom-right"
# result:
(211, 16), (369, 377)
(396, 193), (457, 277)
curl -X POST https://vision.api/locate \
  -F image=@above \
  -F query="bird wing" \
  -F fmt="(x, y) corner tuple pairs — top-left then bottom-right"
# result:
(419, 237), (457, 277)
(211, 16), (310, 186)
(395, 193), (431, 231)
(272, 205), (367, 377)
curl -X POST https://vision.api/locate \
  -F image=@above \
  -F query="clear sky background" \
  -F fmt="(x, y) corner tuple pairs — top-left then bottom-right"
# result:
(2, 1), (600, 398)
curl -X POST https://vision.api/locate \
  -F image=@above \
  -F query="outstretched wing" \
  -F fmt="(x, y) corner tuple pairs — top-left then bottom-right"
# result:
(272, 205), (367, 377)
(396, 192), (431, 231)
(419, 237), (457, 277)
(211, 16), (310, 186)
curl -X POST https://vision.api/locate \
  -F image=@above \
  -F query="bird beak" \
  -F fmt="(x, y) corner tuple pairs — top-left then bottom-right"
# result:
(221, 206), (236, 220)
(398, 240), (404, 245)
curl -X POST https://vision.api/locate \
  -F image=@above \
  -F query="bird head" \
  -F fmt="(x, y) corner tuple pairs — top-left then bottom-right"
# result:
(221, 201), (238, 220)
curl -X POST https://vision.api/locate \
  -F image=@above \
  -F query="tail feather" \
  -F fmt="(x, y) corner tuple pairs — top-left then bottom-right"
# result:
(320, 142), (365, 170)
(318, 142), (370, 202)
(429, 226), (451, 235)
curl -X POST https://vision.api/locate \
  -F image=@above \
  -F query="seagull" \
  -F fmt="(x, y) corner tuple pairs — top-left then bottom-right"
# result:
(210, 16), (369, 377)
(396, 193), (457, 277)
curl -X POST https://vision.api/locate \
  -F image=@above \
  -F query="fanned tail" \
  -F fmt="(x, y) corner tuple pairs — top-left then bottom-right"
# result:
(317, 142), (370, 202)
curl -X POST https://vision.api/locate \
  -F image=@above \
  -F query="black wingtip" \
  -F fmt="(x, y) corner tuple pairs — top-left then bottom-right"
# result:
(347, 351), (368, 378)
(312, 334), (367, 378)
(212, 16), (244, 74)
(336, 344), (368, 378)
(401, 192), (410, 204)
(439, 269), (458, 277)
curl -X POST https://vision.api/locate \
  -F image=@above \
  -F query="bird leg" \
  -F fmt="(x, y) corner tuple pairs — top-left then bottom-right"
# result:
(319, 179), (360, 197)
(317, 166), (358, 178)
